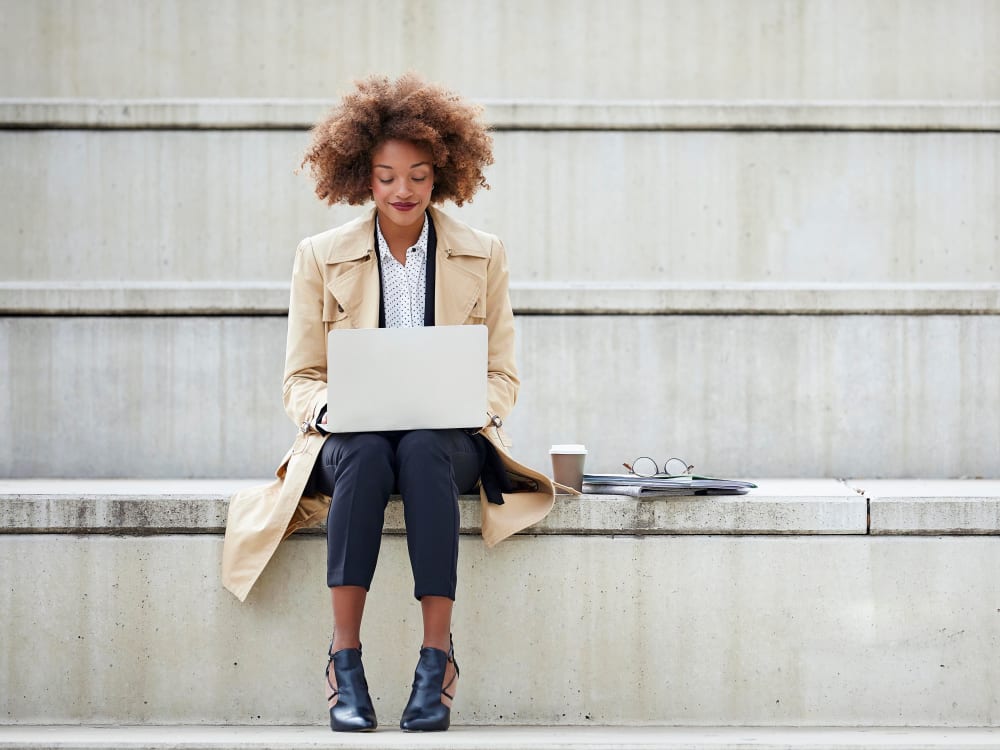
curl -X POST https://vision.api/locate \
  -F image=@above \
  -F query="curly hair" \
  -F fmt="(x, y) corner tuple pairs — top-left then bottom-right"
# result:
(301, 73), (494, 207)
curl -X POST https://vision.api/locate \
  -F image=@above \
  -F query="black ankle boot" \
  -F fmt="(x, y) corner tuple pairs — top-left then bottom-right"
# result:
(399, 637), (459, 732)
(326, 645), (377, 732)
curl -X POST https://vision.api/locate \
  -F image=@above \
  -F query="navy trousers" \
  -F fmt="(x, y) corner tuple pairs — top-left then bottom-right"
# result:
(307, 429), (486, 600)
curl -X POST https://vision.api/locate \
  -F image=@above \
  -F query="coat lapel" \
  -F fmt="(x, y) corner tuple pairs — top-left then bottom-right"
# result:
(327, 261), (379, 328)
(317, 206), (489, 329)
(322, 209), (380, 329)
(431, 207), (488, 325)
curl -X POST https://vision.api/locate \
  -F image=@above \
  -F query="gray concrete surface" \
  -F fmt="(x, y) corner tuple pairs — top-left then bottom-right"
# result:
(4, 282), (999, 316)
(4, 314), (997, 478)
(2, 0), (998, 100)
(514, 315), (1000, 479)
(5, 99), (1000, 131)
(856, 480), (1000, 534)
(4, 725), (1000, 749)
(2, 1), (996, 736)
(0, 479), (867, 535)
(3, 130), (999, 284)
(3, 534), (1000, 725)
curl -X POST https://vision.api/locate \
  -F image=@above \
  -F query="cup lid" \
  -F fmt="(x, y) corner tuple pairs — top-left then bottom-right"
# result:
(550, 444), (587, 454)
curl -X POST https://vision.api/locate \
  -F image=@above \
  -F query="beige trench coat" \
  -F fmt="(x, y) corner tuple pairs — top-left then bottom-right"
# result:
(222, 206), (560, 601)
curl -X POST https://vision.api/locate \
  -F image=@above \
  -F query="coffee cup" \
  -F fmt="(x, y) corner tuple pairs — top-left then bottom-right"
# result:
(549, 444), (587, 493)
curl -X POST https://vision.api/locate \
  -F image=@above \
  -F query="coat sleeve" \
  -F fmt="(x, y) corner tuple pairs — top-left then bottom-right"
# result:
(484, 237), (519, 422)
(282, 237), (327, 429)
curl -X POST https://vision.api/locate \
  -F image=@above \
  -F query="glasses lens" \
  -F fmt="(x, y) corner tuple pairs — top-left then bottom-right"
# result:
(631, 456), (658, 477)
(663, 457), (690, 476)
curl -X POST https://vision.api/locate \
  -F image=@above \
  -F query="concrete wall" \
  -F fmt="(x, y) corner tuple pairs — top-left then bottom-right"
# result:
(3, 314), (998, 478)
(2, 128), (998, 284)
(2, 0), (999, 100)
(2, 1), (998, 480)
(3, 532), (1000, 726)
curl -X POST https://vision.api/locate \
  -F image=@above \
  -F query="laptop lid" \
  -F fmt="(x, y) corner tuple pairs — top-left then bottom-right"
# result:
(325, 324), (488, 433)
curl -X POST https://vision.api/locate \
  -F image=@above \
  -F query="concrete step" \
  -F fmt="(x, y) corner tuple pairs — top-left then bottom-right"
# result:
(4, 725), (1000, 749)
(7, 99), (1000, 131)
(0, 478), (869, 536)
(8, 478), (1000, 536)
(3, 480), (1000, 727)
(1, 313), (998, 478)
(3, 124), (999, 284)
(4, 1), (998, 99)
(5, 281), (999, 316)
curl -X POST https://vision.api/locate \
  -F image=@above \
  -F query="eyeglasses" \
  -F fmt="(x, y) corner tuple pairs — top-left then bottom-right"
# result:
(622, 456), (694, 477)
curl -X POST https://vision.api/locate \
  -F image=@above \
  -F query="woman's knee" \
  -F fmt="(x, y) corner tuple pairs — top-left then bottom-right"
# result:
(397, 429), (449, 455)
(325, 432), (394, 468)
(397, 430), (459, 478)
(343, 432), (394, 458)
(396, 430), (483, 494)
(312, 432), (395, 496)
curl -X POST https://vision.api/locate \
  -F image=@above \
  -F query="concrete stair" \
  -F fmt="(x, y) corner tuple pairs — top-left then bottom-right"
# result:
(3, 480), (1000, 730)
(3, 3), (999, 746)
(3, 1), (998, 100)
(1, 99), (998, 478)
(3, 298), (998, 478)
(4, 725), (1000, 749)
(2, 103), (998, 286)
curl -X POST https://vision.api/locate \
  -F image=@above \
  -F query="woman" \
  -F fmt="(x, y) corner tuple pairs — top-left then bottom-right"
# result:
(221, 74), (560, 733)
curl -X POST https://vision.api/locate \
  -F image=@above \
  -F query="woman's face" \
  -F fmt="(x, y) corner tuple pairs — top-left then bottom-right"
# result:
(370, 139), (435, 232)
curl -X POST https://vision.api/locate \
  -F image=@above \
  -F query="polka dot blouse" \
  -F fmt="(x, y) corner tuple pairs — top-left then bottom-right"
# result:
(376, 214), (429, 328)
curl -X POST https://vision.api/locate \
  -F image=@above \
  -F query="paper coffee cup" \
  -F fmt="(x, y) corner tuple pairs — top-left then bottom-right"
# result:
(549, 444), (587, 493)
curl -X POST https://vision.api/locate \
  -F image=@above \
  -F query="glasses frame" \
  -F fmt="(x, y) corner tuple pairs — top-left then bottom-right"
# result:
(622, 456), (694, 477)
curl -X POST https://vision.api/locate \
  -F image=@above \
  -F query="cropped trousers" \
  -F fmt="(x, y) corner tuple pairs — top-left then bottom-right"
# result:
(306, 429), (486, 600)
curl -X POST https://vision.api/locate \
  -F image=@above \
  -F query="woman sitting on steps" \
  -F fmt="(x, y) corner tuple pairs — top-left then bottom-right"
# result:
(221, 72), (560, 733)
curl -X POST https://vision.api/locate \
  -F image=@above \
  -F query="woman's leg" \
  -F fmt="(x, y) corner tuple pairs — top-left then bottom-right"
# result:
(396, 429), (484, 718)
(311, 432), (394, 731)
(419, 596), (454, 652)
(313, 432), (394, 608)
(394, 429), (484, 603)
(330, 587), (367, 652)
(420, 595), (458, 709)
(310, 432), (395, 646)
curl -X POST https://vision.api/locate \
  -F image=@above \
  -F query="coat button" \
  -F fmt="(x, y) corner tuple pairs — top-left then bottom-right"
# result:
(337, 304), (344, 313)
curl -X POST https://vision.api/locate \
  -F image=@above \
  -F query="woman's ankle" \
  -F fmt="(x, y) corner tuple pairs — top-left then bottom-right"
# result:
(331, 633), (362, 653)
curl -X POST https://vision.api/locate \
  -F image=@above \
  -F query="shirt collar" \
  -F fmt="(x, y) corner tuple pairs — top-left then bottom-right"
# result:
(376, 212), (429, 263)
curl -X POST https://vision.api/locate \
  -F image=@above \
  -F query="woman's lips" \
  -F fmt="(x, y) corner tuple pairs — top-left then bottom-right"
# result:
(391, 202), (417, 211)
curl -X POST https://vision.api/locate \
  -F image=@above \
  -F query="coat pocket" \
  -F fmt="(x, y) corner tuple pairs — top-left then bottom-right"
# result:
(322, 296), (351, 331)
(467, 293), (487, 323)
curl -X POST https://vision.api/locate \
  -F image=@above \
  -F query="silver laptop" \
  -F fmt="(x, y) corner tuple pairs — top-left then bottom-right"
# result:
(324, 325), (488, 433)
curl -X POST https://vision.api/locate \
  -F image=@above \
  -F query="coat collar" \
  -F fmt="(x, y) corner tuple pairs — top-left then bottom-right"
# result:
(321, 206), (490, 328)
(325, 209), (377, 263)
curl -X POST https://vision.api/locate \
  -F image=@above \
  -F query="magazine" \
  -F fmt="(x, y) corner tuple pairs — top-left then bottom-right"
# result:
(582, 473), (756, 497)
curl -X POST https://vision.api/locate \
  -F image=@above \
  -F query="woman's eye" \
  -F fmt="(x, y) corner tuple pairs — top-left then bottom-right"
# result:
(412, 177), (427, 182)
(378, 178), (393, 184)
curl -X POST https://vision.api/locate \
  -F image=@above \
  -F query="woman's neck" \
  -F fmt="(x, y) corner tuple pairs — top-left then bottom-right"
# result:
(378, 211), (425, 261)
